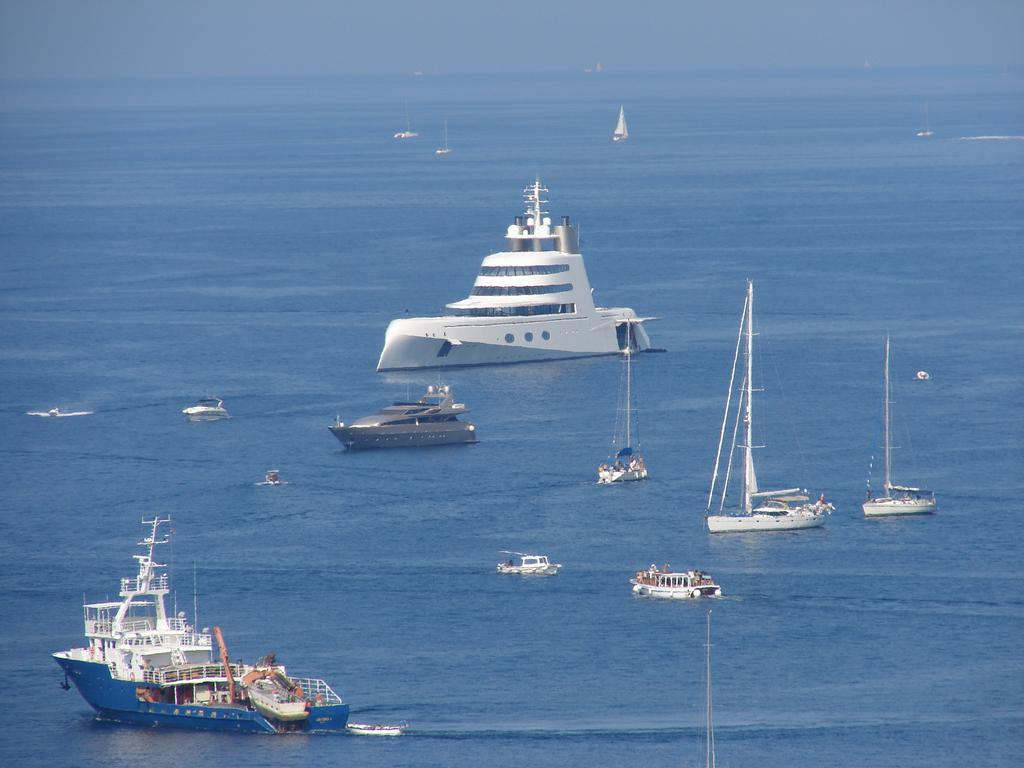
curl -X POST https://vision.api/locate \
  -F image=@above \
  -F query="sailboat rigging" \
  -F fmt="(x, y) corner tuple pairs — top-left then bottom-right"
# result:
(705, 280), (833, 532)
(393, 104), (418, 139)
(435, 120), (452, 155)
(597, 323), (647, 484)
(916, 102), (934, 138)
(862, 337), (937, 516)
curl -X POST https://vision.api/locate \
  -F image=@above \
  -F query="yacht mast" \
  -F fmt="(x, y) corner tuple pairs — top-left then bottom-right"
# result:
(742, 280), (756, 514)
(705, 609), (716, 768)
(625, 324), (632, 447)
(883, 336), (892, 492)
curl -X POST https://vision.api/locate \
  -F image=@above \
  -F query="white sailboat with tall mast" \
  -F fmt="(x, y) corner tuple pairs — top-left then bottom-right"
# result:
(863, 337), (937, 516)
(435, 120), (452, 155)
(612, 105), (629, 142)
(597, 323), (647, 484)
(393, 103), (418, 139)
(916, 102), (934, 138)
(705, 281), (833, 533)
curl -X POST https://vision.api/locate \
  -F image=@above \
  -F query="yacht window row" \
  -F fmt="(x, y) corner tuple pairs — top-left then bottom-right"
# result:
(478, 264), (569, 277)
(471, 283), (573, 297)
(452, 303), (576, 317)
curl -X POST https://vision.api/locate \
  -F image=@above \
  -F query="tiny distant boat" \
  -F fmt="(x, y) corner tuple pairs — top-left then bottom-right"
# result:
(329, 384), (476, 449)
(394, 104), (418, 139)
(260, 469), (282, 486)
(27, 407), (94, 418)
(53, 517), (349, 733)
(916, 102), (934, 138)
(347, 721), (408, 736)
(182, 397), (230, 422)
(631, 564), (721, 599)
(704, 281), (833, 533)
(435, 120), (452, 155)
(597, 324), (647, 484)
(916, 370), (930, 381)
(863, 338), (937, 516)
(496, 551), (561, 576)
(612, 105), (629, 142)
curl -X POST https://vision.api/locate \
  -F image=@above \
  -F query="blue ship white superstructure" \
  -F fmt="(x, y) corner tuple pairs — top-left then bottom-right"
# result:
(377, 179), (653, 370)
(53, 517), (348, 733)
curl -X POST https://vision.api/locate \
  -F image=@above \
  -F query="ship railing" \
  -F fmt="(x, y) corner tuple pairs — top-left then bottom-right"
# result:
(119, 618), (155, 633)
(143, 662), (244, 685)
(120, 574), (169, 593)
(85, 619), (114, 635)
(290, 676), (344, 705)
(120, 631), (212, 648)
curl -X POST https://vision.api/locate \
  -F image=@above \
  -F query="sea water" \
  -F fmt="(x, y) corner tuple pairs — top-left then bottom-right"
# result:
(1, 68), (1022, 767)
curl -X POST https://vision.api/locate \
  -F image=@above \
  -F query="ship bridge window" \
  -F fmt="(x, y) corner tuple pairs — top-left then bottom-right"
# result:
(479, 264), (569, 277)
(471, 283), (573, 296)
(452, 303), (575, 318)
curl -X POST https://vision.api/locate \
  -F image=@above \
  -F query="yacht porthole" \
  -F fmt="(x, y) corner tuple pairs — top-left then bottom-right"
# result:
(505, 333), (515, 343)
(541, 330), (550, 340)
(525, 332), (534, 342)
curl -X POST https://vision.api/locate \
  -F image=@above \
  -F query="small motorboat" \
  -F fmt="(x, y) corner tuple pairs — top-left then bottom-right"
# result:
(27, 407), (94, 418)
(631, 564), (722, 599)
(346, 721), (408, 736)
(263, 470), (282, 486)
(915, 370), (930, 381)
(182, 397), (230, 421)
(496, 551), (561, 576)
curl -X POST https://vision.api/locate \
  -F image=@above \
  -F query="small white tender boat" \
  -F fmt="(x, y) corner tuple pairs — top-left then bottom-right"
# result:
(27, 407), (94, 418)
(496, 552), (561, 576)
(631, 564), (721, 599)
(915, 370), (930, 381)
(262, 469), (282, 486)
(347, 721), (407, 736)
(182, 397), (230, 421)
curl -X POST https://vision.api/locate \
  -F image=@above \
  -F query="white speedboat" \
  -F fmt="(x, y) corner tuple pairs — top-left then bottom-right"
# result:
(863, 338), (937, 516)
(612, 105), (629, 142)
(496, 552), (561, 576)
(377, 179), (653, 370)
(705, 281), (833, 533)
(915, 370), (930, 381)
(182, 397), (229, 421)
(347, 721), (407, 736)
(631, 564), (721, 599)
(597, 325), (648, 484)
(27, 407), (94, 418)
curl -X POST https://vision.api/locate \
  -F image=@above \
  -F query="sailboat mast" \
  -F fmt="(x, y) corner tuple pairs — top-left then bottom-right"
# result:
(742, 281), (755, 514)
(884, 336), (892, 491)
(706, 609), (716, 768)
(625, 324), (632, 447)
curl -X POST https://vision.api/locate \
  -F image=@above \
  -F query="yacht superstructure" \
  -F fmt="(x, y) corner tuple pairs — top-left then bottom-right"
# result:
(376, 180), (653, 370)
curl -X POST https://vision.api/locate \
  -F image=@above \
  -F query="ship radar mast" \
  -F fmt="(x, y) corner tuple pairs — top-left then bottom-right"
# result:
(129, 516), (171, 594)
(523, 177), (550, 233)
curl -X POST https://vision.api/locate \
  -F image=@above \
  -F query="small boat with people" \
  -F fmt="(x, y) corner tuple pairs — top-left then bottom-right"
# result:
(329, 384), (476, 449)
(347, 721), (408, 736)
(862, 337), (938, 516)
(496, 551), (561, 576)
(631, 564), (721, 599)
(27, 407), (94, 418)
(182, 397), (230, 422)
(259, 469), (282, 486)
(704, 281), (833, 533)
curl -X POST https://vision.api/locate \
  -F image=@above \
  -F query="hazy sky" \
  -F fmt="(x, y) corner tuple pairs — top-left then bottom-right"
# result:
(1, 0), (1022, 79)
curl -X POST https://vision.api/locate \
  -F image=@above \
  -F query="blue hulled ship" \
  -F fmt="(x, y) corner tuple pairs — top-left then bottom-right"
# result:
(53, 517), (349, 733)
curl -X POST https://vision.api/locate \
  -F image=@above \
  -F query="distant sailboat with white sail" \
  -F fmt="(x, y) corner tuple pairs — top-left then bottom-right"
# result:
(862, 337), (937, 516)
(705, 280), (833, 533)
(435, 120), (452, 155)
(612, 106), (629, 143)
(393, 104), (418, 139)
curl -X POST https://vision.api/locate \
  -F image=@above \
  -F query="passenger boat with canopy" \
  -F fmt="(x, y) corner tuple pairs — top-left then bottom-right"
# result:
(631, 564), (721, 599)
(704, 281), (833, 533)
(52, 517), (349, 733)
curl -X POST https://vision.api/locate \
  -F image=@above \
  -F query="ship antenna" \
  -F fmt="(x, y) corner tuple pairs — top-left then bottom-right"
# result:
(193, 560), (199, 632)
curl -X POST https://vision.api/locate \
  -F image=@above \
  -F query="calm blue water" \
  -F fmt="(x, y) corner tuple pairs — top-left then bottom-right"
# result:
(2, 69), (1023, 767)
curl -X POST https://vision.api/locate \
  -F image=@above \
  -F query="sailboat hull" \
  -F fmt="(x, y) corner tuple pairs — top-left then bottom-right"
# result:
(597, 468), (647, 484)
(863, 498), (936, 516)
(706, 510), (826, 533)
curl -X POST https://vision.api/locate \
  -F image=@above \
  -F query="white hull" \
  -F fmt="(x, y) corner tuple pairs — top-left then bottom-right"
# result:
(863, 498), (936, 516)
(378, 309), (651, 370)
(347, 722), (406, 736)
(598, 468), (647, 484)
(631, 583), (720, 599)
(496, 565), (561, 576)
(706, 510), (826, 533)
(183, 409), (229, 421)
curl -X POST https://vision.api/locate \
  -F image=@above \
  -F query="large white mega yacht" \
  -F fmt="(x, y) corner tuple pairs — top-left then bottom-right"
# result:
(376, 179), (654, 371)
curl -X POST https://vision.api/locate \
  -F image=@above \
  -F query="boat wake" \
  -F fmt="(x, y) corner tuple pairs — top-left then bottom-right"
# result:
(958, 135), (1024, 141)
(26, 409), (94, 418)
